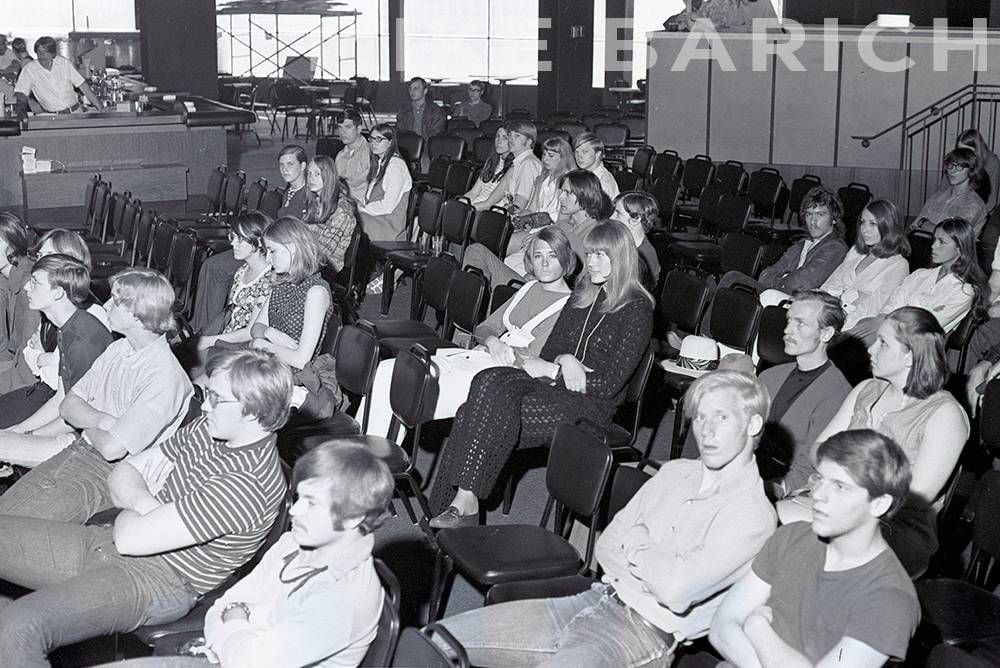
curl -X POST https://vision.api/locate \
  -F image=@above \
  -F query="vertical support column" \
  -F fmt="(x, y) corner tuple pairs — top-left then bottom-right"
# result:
(388, 0), (405, 83)
(537, 0), (597, 118)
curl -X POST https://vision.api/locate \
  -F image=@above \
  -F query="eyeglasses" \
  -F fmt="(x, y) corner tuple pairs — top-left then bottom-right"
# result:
(807, 472), (862, 495)
(203, 387), (240, 409)
(945, 163), (967, 173)
(368, 135), (389, 144)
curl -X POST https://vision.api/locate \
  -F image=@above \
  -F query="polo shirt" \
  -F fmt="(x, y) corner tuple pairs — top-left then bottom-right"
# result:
(15, 56), (84, 112)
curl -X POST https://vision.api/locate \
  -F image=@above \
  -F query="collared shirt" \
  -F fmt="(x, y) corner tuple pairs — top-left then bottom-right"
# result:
(798, 231), (832, 268)
(335, 138), (372, 203)
(70, 335), (193, 455)
(505, 150), (543, 204)
(204, 531), (382, 668)
(15, 56), (84, 112)
(595, 457), (776, 640)
(591, 162), (620, 199)
(914, 185), (987, 235)
(879, 267), (975, 333)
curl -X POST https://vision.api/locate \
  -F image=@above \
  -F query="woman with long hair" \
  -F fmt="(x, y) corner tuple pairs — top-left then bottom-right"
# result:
(364, 226), (576, 438)
(611, 190), (662, 287)
(912, 148), (988, 235)
(464, 126), (514, 209)
(513, 135), (576, 229)
(0, 213), (36, 369)
(358, 123), (413, 243)
(779, 306), (968, 576)
(847, 217), (987, 344)
(820, 199), (911, 330)
(429, 222), (654, 528)
(957, 128), (1000, 211)
(305, 154), (358, 272)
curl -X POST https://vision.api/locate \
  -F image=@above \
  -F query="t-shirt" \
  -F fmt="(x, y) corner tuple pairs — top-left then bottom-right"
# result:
(158, 417), (286, 595)
(14, 56), (84, 112)
(769, 361), (830, 422)
(752, 522), (920, 663)
(58, 308), (113, 389)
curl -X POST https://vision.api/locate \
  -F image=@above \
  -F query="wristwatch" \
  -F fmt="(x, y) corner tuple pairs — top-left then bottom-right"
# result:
(221, 601), (251, 621)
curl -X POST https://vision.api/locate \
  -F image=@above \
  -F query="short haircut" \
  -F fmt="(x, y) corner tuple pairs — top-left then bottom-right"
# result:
(614, 191), (660, 233)
(36, 228), (91, 269)
(790, 289), (846, 335)
(559, 169), (613, 222)
(32, 253), (91, 308)
(524, 225), (576, 278)
(109, 268), (177, 334)
(855, 199), (910, 259)
(684, 370), (772, 446)
(799, 186), (844, 225)
(409, 76), (428, 90)
(884, 306), (948, 399)
(230, 210), (272, 254)
(292, 441), (395, 534)
(206, 348), (294, 432)
(944, 146), (978, 172)
(0, 211), (32, 264)
(264, 216), (323, 284)
(573, 131), (605, 155)
(33, 36), (57, 56)
(504, 119), (537, 146)
(816, 429), (912, 518)
(469, 79), (486, 92)
(278, 144), (308, 166)
(337, 108), (363, 127)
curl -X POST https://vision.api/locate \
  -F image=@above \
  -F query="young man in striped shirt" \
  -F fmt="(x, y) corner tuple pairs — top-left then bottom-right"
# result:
(0, 349), (292, 665)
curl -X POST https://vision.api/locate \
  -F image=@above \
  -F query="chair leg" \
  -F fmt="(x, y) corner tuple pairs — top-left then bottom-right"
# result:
(669, 401), (689, 461)
(380, 261), (395, 315)
(502, 474), (516, 515)
(427, 551), (455, 623)
(394, 481), (418, 524)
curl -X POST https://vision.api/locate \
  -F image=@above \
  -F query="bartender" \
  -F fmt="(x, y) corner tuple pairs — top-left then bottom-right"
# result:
(14, 36), (102, 113)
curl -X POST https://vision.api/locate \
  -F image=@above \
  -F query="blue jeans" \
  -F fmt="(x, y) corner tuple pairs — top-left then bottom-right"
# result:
(0, 516), (197, 668)
(438, 584), (676, 667)
(0, 438), (115, 522)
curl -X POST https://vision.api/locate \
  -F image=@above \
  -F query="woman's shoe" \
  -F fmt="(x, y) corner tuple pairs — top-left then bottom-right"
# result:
(429, 506), (480, 529)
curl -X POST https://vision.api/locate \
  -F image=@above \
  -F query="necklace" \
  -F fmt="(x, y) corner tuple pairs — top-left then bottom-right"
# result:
(278, 549), (328, 597)
(573, 286), (607, 362)
(284, 184), (304, 206)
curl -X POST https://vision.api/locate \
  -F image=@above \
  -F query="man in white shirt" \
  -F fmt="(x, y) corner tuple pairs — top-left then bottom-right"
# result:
(335, 109), (372, 202)
(573, 132), (620, 199)
(14, 36), (101, 113)
(502, 120), (543, 213)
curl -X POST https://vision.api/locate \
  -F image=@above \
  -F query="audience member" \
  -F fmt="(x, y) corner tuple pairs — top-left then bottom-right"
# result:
(494, 120), (543, 214)
(463, 126), (514, 209)
(364, 226), (575, 438)
(819, 199), (911, 330)
(846, 217), (986, 343)
(779, 307), (968, 576)
(453, 79), (493, 125)
(428, 222), (653, 527)
(957, 128), (1000, 211)
(438, 370), (777, 666)
(911, 147), (987, 235)
(465, 169), (611, 287)
(0, 268), (193, 519)
(0, 213), (37, 374)
(358, 123), (413, 243)
(334, 109), (372, 203)
(711, 429), (919, 667)
(610, 191), (662, 285)
(573, 132), (620, 199)
(517, 135), (576, 228)
(757, 291), (850, 496)
(0, 348), (290, 665)
(0, 255), (111, 433)
(395, 76), (445, 140)
(757, 186), (847, 296)
(305, 155), (358, 272)
(190, 145), (308, 332)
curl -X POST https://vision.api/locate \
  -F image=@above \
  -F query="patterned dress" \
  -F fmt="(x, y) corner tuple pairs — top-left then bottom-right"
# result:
(268, 272), (332, 361)
(223, 265), (273, 334)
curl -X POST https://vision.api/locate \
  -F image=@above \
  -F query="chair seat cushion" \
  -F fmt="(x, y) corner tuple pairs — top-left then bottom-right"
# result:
(661, 369), (696, 394)
(333, 435), (412, 474)
(605, 423), (631, 450)
(283, 411), (361, 440)
(370, 320), (438, 341)
(385, 250), (434, 272)
(372, 241), (419, 259)
(917, 578), (1000, 643)
(673, 242), (722, 261)
(486, 575), (596, 605)
(380, 336), (453, 357)
(437, 525), (583, 585)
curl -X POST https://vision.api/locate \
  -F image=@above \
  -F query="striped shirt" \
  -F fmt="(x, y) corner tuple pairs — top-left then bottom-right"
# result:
(157, 417), (286, 595)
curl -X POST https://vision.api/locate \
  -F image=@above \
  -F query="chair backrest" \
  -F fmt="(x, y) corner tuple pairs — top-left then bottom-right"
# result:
(222, 170), (246, 216)
(649, 176), (681, 228)
(719, 232), (765, 277)
(659, 269), (711, 333)
(946, 310), (979, 371)
(425, 156), (451, 191)
(489, 281), (523, 313)
(206, 166), (227, 214)
(422, 254), (459, 316)
(630, 145), (655, 179)
(618, 115), (645, 140)
(695, 183), (727, 228)
(444, 268), (488, 338)
(593, 122), (628, 149)
(117, 197), (142, 258)
(837, 182), (873, 242)
(506, 108), (533, 121)
(651, 150), (682, 182)
(582, 113), (614, 130)
(545, 422), (613, 567)
(359, 558), (402, 667)
(259, 188), (283, 219)
(556, 121), (588, 139)
(88, 181), (112, 240)
(81, 173), (101, 227)
(452, 127), (484, 153)
(148, 217), (177, 271)
(472, 136), (496, 165)
(787, 174), (822, 222)
(981, 380), (1000, 458)
(444, 161), (477, 198)
(470, 208), (513, 258)
(417, 188), (445, 239)
(715, 194), (752, 233)
(391, 624), (470, 668)
(714, 160), (748, 194)
(396, 131), (425, 170)
(478, 119), (504, 136)
(708, 285), (762, 352)
(546, 111), (577, 126)
(388, 344), (440, 433)
(105, 191), (128, 243)
(167, 229), (200, 316)
(748, 167), (786, 220)
(757, 304), (795, 368)
(429, 134), (466, 161)
(316, 136), (345, 160)
(245, 177), (267, 212)
(682, 154), (715, 196)
(447, 117), (477, 131)
(535, 129), (572, 151)
(908, 230), (934, 271)
(966, 470), (1000, 588)
(607, 465), (652, 520)
(439, 198), (475, 250)
(334, 324), (381, 432)
(131, 208), (157, 266)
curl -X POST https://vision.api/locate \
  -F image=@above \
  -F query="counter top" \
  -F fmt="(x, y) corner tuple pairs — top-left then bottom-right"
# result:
(26, 111), (184, 130)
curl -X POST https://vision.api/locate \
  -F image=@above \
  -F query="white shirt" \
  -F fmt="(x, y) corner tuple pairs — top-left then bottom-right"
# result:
(880, 267), (976, 333)
(591, 162), (620, 199)
(506, 150), (542, 204)
(15, 56), (85, 112)
(821, 249), (911, 330)
(360, 156), (412, 216)
(0, 50), (16, 71)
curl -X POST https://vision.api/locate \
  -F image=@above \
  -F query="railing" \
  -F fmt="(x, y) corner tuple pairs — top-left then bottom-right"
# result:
(853, 84), (1000, 218)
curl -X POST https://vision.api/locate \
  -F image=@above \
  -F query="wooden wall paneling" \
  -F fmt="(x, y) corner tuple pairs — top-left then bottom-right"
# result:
(708, 38), (771, 164)
(646, 34), (709, 158)
(771, 40), (839, 167)
(837, 40), (908, 169)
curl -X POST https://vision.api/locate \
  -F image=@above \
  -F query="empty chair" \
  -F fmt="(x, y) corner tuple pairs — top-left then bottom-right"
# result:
(593, 123), (629, 163)
(447, 117), (477, 131)
(429, 134), (466, 161)
(714, 160), (748, 194)
(451, 127), (484, 154)
(259, 188), (283, 219)
(650, 150), (683, 183)
(244, 177), (268, 212)
(618, 114), (646, 144)
(556, 121), (588, 140)
(479, 119), (504, 136)
(470, 207), (514, 259)
(396, 131), (425, 173)
(581, 113), (614, 130)
(838, 182), (873, 243)
(681, 154), (715, 200)
(443, 161), (477, 198)
(392, 624), (470, 668)
(746, 167), (789, 233)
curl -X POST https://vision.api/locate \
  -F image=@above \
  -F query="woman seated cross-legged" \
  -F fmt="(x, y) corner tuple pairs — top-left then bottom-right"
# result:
(363, 226), (575, 438)
(428, 221), (654, 529)
(778, 306), (969, 577)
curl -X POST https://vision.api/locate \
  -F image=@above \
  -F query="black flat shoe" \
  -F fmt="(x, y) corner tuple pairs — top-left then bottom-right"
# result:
(429, 506), (480, 529)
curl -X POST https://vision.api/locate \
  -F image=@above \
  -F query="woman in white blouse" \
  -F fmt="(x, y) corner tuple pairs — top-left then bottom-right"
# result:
(357, 123), (413, 243)
(820, 199), (911, 330)
(465, 127), (514, 210)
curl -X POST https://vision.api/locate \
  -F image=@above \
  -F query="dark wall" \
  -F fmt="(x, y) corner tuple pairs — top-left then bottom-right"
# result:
(136, 0), (218, 98)
(785, 0), (950, 26)
(537, 0), (600, 118)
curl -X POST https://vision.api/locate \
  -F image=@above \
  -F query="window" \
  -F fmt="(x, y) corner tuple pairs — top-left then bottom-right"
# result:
(593, 0), (684, 87)
(403, 0), (538, 83)
(6, 0), (136, 45)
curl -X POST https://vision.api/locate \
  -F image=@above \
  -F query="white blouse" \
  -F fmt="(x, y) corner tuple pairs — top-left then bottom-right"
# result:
(821, 249), (910, 330)
(879, 267), (976, 333)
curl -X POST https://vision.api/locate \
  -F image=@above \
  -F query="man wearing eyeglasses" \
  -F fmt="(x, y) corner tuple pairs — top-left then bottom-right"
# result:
(454, 79), (493, 126)
(712, 429), (919, 668)
(0, 268), (192, 521)
(0, 348), (290, 665)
